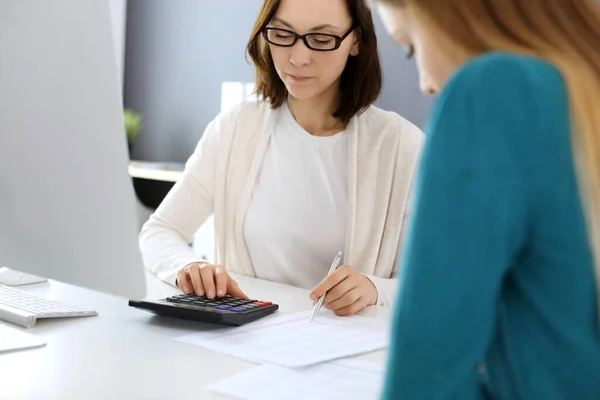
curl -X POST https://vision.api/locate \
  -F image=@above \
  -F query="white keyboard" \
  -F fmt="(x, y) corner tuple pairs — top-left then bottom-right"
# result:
(0, 284), (97, 328)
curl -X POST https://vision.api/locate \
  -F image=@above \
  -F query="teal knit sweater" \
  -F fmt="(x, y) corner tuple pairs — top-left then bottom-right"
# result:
(382, 53), (600, 400)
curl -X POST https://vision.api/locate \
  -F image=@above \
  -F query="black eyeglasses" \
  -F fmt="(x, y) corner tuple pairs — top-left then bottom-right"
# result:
(262, 25), (356, 52)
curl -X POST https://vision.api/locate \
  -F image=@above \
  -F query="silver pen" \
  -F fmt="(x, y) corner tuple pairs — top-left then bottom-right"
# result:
(310, 250), (343, 323)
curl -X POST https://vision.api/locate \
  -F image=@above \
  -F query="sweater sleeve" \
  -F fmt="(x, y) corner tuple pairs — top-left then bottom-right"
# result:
(138, 114), (225, 286)
(365, 120), (424, 308)
(366, 188), (414, 306)
(382, 56), (536, 399)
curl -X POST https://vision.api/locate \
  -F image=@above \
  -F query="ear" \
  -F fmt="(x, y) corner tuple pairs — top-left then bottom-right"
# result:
(349, 35), (360, 56)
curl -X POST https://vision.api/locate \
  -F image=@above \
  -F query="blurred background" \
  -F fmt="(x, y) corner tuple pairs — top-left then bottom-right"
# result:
(110, 0), (431, 261)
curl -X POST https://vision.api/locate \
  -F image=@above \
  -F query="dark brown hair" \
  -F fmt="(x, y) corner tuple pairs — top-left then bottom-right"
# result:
(246, 0), (383, 125)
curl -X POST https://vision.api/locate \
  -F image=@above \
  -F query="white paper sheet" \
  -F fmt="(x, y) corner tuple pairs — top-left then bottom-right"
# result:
(0, 324), (46, 353)
(207, 359), (385, 400)
(176, 310), (389, 368)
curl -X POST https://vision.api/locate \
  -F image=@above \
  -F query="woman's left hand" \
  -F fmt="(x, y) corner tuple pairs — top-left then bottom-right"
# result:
(309, 265), (378, 316)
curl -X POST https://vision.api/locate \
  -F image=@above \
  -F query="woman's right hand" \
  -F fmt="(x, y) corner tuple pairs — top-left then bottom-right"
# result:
(176, 262), (248, 299)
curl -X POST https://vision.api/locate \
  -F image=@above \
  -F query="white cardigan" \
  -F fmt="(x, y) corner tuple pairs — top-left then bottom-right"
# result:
(139, 101), (423, 307)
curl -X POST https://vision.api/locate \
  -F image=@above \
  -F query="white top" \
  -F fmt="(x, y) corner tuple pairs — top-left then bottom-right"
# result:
(244, 104), (348, 289)
(139, 101), (424, 307)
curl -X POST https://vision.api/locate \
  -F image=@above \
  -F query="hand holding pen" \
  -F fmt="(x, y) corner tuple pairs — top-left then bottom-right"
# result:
(309, 251), (379, 320)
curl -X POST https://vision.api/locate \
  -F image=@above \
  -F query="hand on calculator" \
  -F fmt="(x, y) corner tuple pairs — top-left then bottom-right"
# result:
(176, 262), (248, 300)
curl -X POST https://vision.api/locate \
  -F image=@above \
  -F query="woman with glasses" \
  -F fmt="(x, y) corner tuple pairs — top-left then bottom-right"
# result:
(369, 0), (600, 398)
(139, 0), (423, 316)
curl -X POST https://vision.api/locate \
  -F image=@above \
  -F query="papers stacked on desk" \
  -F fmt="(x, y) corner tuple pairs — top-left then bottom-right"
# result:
(207, 359), (385, 400)
(176, 310), (389, 367)
(176, 309), (390, 399)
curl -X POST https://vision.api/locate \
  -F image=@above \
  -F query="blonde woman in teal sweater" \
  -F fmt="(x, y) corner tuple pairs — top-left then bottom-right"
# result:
(370, 0), (600, 399)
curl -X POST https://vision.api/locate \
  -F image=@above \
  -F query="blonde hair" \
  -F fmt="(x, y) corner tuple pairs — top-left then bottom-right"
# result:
(379, 0), (600, 319)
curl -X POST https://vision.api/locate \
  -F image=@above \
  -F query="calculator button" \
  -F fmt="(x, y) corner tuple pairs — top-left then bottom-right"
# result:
(252, 301), (272, 307)
(215, 305), (230, 310)
(229, 307), (244, 312)
(191, 301), (206, 306)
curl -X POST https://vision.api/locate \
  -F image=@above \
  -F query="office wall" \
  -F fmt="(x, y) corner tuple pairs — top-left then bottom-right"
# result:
(124, 0), (431, 162)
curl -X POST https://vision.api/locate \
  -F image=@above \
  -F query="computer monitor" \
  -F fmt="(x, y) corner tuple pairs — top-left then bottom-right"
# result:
(0, 0), (146, 298)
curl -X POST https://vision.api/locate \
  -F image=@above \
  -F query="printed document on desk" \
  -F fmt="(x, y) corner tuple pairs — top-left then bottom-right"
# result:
(0, 324), (46, 353)
(176, 310), (390, 368)
(207, 359), (385, 400)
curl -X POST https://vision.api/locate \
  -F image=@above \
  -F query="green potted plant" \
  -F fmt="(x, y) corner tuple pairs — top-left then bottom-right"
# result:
(124, 108), (143, 155)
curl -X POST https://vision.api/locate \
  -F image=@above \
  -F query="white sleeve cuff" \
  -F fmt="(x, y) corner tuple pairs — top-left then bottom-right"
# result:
(361, 274), (398, 308)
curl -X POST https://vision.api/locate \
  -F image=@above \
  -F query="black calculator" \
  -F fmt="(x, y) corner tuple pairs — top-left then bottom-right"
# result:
(128, 293), (279, 326)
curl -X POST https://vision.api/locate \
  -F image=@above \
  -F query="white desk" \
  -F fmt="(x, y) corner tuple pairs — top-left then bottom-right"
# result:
(0, 271), (390, 399)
